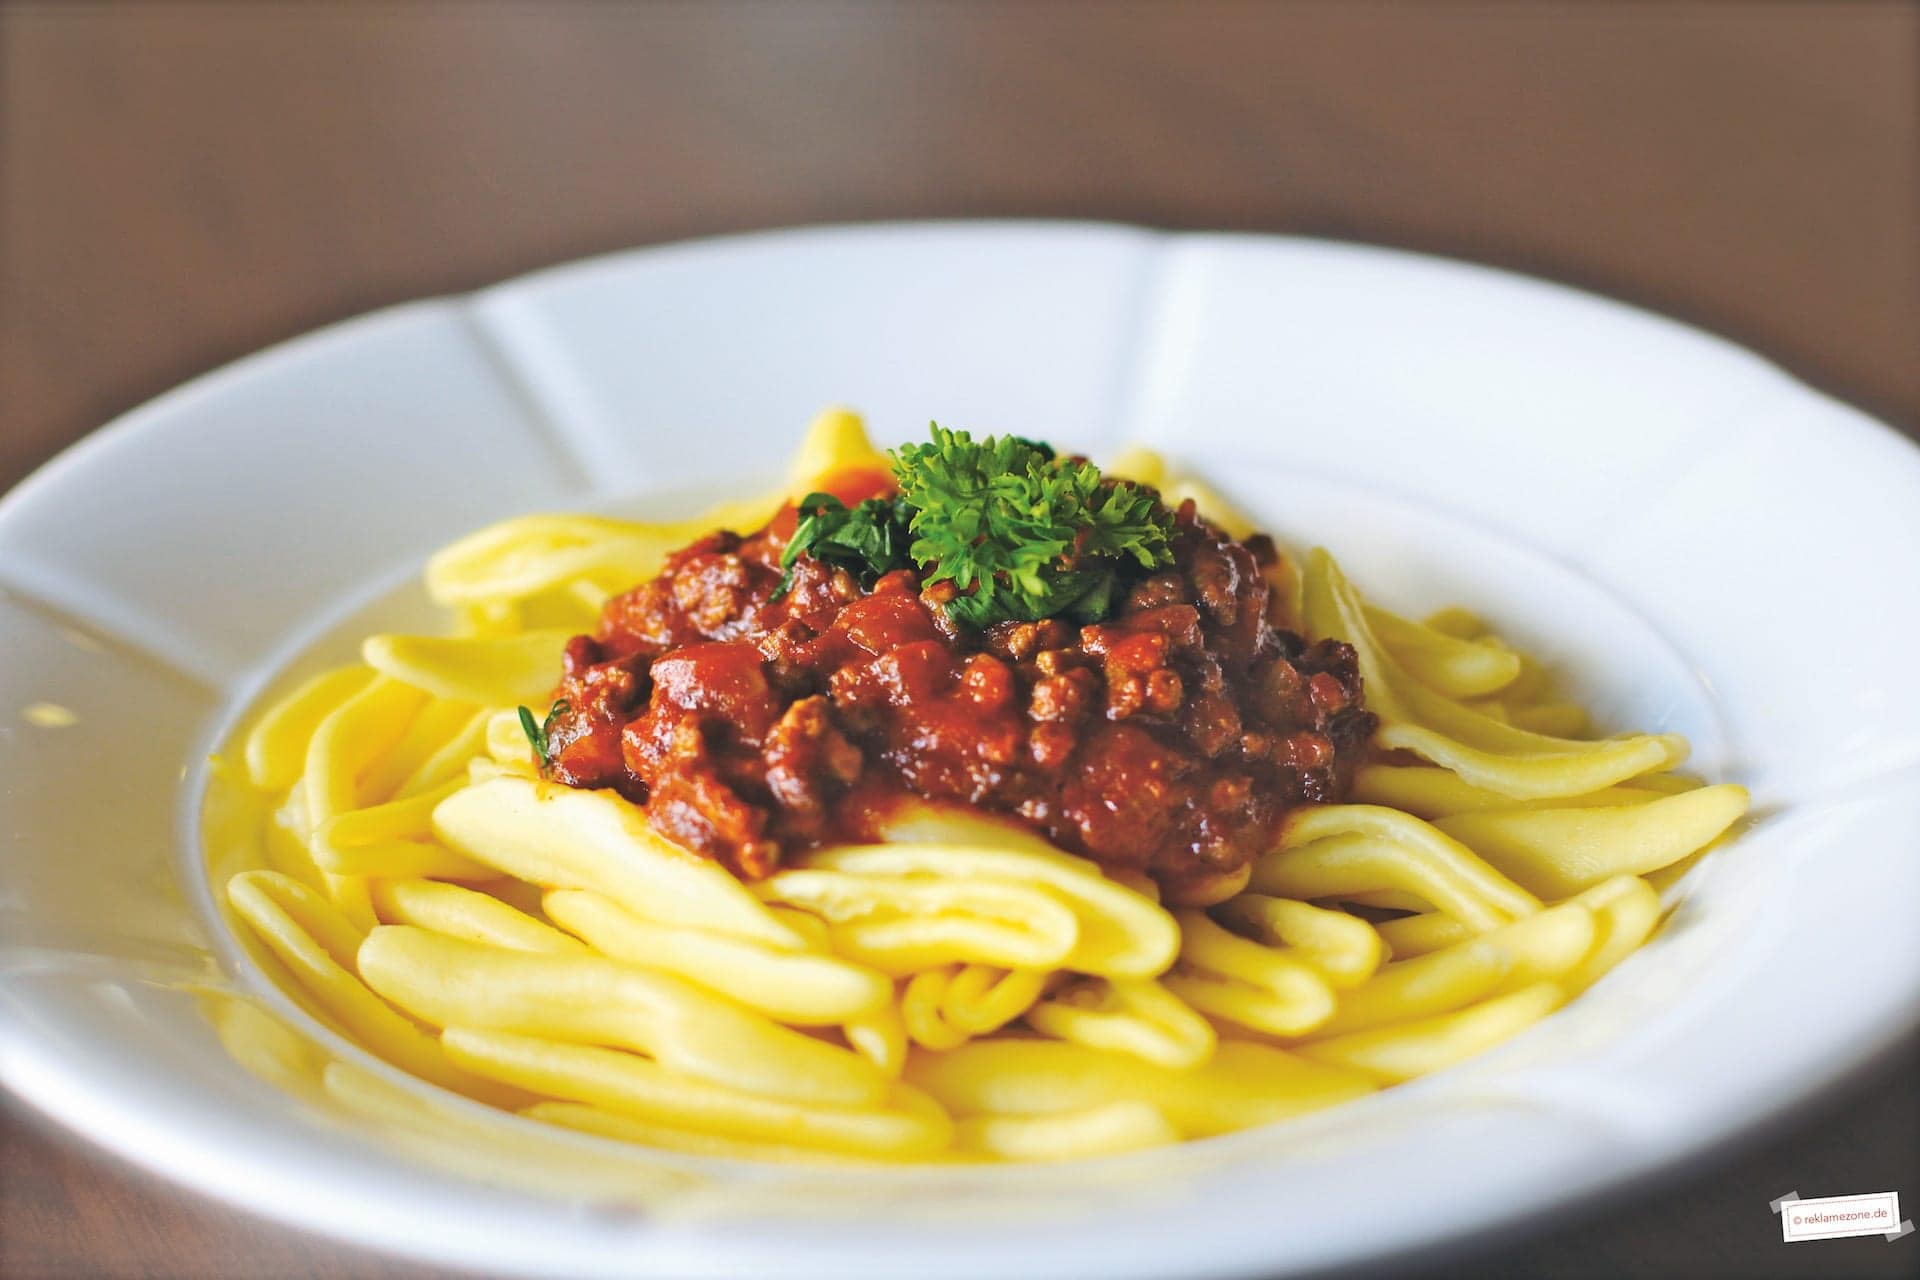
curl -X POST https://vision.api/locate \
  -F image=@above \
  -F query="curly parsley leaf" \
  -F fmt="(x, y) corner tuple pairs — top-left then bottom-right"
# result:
(772, 492), (913, 599)
(517, 699), (570, 768)
(889, 424), (1173, 627)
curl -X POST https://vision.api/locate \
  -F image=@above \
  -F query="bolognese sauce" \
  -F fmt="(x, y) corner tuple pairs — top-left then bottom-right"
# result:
(537, 465), (1375, 903)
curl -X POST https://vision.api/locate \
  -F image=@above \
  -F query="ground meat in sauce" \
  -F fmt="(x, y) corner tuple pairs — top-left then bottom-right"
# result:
(540, 480), (1376, 900)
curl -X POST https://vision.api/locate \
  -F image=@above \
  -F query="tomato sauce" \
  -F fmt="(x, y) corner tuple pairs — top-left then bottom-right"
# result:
(541, 483), (1375, 901)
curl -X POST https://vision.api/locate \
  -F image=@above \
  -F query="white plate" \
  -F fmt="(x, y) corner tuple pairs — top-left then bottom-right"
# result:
(3, 222), (1917, 1278)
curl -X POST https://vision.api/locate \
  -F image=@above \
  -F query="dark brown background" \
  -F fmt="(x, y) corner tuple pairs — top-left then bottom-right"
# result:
(2, 3), (1915, 1277)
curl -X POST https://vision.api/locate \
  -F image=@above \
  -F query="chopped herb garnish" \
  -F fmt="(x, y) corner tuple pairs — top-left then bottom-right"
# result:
(889, 425), (1173, 627)
(769, 426), (1173, 627)
(517, 699), (569, 768)
(772, 492), (913, 599)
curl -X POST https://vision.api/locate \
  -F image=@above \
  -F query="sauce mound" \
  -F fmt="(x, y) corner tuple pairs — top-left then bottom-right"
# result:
(541, 486), (1375, 901)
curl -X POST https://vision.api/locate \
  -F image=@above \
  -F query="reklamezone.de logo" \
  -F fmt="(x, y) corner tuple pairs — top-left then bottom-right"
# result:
(1774, 1191), (1911, 1243)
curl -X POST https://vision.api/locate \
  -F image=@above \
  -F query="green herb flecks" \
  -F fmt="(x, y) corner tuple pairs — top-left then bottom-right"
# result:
(770, 426), (1174, 628)
(889, 425), (1173, 627)
(517, 699), (570, 768)
(771, 492), (915, 600)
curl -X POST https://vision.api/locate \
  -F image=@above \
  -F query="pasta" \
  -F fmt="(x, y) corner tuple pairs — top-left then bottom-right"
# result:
(205, 407), (1748, 1163)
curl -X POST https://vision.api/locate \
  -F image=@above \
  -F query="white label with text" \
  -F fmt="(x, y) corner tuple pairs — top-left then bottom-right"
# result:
(1781, 1192), (1902, 1242)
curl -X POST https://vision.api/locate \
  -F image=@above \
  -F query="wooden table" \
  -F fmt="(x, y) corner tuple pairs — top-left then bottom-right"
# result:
(3, 4), (1915, 1277)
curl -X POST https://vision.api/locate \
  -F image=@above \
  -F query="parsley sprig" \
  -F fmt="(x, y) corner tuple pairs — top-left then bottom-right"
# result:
(771, 425), (1174, 628)
(892, 427), (1172, 627)
(772, 493), (914, 600)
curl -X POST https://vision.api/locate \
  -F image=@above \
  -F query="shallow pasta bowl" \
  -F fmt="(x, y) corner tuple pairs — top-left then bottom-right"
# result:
(3, 222), (1918, 1277)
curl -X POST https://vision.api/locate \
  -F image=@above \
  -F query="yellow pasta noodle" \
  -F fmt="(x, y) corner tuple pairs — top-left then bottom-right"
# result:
(1254, 814), (1540, 932)
(1209, 893), (1384, 988)
(901, 968), (974, 1051)
(359, 697), (483, 802)
(1163, 910), (1337, 1037)
(786, 405), (889, 487)
(1352, 765), (1676, 820)
(443, 1028), (951, 1158)
(757, 868), (1082, 975)
(426, 516), (691, 611)
(843, 996), (910, 1078)
(1025, 977), (1217, 1069)
(1364, 605), (1523, 699)
(303, 676), (428, 825)
(1373, 911), (1474, 960)
(525, 1100), (889, 1166)
(243, 666), (372, 790)
(433, 776), (809, 950)
(370, 878), (587, 955)
(362, 630), (573, 709)
(939, 966), (1048, 1036)
(1333, 887), (1435, 915)
(955, 1101), (1181, 1161)
(543, 887), (891, 1024)
(1562, 875), (1664, 994)
(1303, 901), (1594, 1038)
(1429, 785), (1749, 899)
(1506, 701), (1591, 738)
(392, 707), (495, 799)
(312, 779), (495, 880)
(262, 786), (327, 893)
(1295, 983), (1566, 1083)
(797, 828), (1181, 978)
(1422, 606), (1489, 639)
(225, 871), (511, 1104)
(358, 926), (888, 1106)
(1302, 550), (1688, 798)
(1102, 444), (1170, 491)
(907, 1039), (1377, 1138)
(423, 408), (876, 613)
(482, 707), (540, 770)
